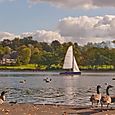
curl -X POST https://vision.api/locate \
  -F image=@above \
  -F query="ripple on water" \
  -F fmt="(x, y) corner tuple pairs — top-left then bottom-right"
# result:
(1, 72), (114, 106)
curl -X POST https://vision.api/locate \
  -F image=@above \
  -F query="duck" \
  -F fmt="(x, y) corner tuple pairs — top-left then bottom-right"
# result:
(100, 85), (113, 109)
(43, 78), (52, 83)
(0, 91), (7, 104)
(19, 79), (26, 84)
(90, 85), (101, 107)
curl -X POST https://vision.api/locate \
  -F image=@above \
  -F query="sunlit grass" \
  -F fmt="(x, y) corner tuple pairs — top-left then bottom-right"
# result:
(0, 64), (37, 69)
(0, 64), (114, 70)
(80, 65), (114, 70)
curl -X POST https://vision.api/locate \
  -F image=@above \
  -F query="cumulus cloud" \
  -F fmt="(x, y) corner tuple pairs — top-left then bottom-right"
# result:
(20, 30), (65, 43)
(1, 15), (115, 45)
(0, 30), (65, 43)
(0, 32), (18, 41)
(57, 15), (115, 45)
(29, 0), (115, 9)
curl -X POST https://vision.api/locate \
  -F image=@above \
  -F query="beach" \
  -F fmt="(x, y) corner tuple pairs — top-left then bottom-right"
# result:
(0, 103), (115, 115)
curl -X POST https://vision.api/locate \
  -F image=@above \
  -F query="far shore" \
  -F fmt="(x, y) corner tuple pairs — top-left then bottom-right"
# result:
(0, 68), (115, 72)
(0, 103), (115, 115)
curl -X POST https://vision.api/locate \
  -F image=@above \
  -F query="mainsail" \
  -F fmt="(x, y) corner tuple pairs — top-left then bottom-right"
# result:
(63, 46), (73, 69)
(62, 46), (80, 72)
(60, 45), (81, 74)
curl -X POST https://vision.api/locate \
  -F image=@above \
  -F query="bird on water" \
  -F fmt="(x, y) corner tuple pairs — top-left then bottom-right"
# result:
(43, 77), (52, 83)
(0, 91), (7, 104)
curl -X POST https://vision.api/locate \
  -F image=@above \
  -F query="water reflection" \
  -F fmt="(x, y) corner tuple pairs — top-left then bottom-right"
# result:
(62, 75), (79, 105)
(0, 72), (115, 106)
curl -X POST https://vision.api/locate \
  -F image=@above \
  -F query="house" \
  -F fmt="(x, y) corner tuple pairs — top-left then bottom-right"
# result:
(0, 51), (18, 65)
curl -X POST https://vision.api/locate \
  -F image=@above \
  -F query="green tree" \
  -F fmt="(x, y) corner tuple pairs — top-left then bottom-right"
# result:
(4, 46), (11, 55)
(17, 46), (31, 65)
(30, 47), (40, 64)
(0, 45), (5, 59)
(11, 37), (20, 50)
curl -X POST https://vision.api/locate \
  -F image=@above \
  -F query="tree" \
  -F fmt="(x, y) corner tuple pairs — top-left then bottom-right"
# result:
(40, 42), (52, 52)
(4, 46), (11, 55)
(73, 43), (81, 66)
(1, 39), (12, 47)
(11, 37), (20, 50)
(51, 40), (61, 51)
(16, 46), (31, 65)
(30, 47), (40, 64)
(109, 48), (115, 68)
(0, 46), (5, 59)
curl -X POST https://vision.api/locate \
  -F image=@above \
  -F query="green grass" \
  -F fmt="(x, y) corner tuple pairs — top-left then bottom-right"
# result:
(80, 65), (114, 70)
(0, 64), (37, 70)
(0, 64), (114, 70)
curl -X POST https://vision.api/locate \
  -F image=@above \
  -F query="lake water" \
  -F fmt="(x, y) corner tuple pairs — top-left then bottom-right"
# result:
(0, 71), (115, 106)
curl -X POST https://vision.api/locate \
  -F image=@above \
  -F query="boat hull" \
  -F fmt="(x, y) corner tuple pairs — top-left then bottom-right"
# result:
(60, 71), (81, 75)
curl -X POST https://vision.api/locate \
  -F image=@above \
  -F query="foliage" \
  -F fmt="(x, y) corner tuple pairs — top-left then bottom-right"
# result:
(16, 46), (31, 65)
(0, 36), (115, 70)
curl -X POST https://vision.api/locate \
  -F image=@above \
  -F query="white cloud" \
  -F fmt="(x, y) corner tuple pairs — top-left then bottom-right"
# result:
(57, 15), (115, 45)
(20, 30), (65, 43)
(1, 15), (115, 45)
(29, 0), (115, 9)
(0, 32), (18, 41)
(0, 30), (65, 43)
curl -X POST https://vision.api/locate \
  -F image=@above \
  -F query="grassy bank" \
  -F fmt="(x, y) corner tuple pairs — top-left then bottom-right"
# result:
(0, 64), (114, 71)
(0, 64), (37, 70)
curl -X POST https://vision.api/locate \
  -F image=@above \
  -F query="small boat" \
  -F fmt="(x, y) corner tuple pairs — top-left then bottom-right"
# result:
(60, 45), (81, 75)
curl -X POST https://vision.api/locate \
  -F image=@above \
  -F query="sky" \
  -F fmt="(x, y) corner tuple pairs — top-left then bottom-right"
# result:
(1, 0), (115, 45)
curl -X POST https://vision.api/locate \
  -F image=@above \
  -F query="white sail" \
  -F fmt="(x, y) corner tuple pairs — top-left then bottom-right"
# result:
(73, 57), (80, 72)
(63, 46), (80, 72)
(63, 46), (73, 69)
(61, 45), (81, 74)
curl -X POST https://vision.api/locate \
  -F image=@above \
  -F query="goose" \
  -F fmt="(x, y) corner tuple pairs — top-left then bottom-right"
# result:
(0, 91), (7, 104)
(100, 85), (113, 109)
(90, 85), (101, 107)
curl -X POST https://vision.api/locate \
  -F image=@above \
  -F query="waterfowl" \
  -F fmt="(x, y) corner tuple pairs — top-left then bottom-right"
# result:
(0, 91), (7, 104)
(43, 78), (52, 83)
(19, 80), (26, 84)
(100, 85), (113, 109)
(9, 100), (17, 104)
(90, 85), (101, 107)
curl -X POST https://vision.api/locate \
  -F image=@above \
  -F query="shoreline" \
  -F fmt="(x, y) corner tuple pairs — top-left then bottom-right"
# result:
(0, 103), (115, 115)
(0, 68), (115, 72)
(0, 69), (115, 73)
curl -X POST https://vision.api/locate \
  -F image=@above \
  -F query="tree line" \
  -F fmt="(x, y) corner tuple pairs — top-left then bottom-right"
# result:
(0, 36), (115, 70)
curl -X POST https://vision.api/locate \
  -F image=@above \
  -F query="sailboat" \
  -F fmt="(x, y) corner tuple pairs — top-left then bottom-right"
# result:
(60, 46), (81, 75)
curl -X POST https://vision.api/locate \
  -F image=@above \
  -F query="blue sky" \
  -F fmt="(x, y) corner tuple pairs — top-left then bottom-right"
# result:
(0, 0), (115, 34)
(1, 0), (115, 45)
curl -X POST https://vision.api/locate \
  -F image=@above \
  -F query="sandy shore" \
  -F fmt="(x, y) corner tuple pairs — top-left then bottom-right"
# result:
(0, 103), (115, 115)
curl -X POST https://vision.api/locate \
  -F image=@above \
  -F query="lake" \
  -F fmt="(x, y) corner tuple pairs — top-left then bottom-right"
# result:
(0, 71), (115, 106)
